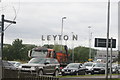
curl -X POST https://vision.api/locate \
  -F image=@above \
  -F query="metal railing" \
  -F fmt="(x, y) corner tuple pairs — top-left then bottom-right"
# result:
(2, 69), (59, 80)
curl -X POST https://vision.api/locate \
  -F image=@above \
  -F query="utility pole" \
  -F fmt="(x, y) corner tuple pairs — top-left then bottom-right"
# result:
(0, 14), (16, 79)
(0, 0), (2, 80)
(106, 0), (110, 79)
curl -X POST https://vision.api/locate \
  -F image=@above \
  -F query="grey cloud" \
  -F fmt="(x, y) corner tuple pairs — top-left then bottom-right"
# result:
(2, 1), (118, 48)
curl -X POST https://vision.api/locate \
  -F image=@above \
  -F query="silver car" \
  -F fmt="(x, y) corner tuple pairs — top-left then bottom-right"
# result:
(20, 58), (60, 76)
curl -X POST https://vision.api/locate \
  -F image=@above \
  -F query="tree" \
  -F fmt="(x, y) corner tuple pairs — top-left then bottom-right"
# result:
(3, 39), (36, 61)
(118, 51), (120, 63)
(11, 39), (23, 60)
(73, 46), (97, 63)
(3, 44), (13, 60)
(43, 44), (66, 53)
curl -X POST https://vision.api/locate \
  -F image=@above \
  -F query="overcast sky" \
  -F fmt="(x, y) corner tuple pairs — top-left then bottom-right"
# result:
(0, 0), (119, 49)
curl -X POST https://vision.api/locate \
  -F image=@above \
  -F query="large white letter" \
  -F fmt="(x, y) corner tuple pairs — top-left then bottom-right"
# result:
(53, 35), (57, 40)
(73, 35), (78, 40)
(64, 35), (69, 41)
(58, 35), (62, 40)
(47, 35), (51, 41)
(42, 35), (45, 41)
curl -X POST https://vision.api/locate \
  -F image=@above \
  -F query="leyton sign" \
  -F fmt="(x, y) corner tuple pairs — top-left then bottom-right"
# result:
(41, 35), (78, 41)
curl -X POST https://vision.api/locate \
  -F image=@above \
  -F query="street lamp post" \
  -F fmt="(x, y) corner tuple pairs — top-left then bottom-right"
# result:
(88, 26), (92, 60)
(61, 17), (66, 51)
(72, 32), (74, 62)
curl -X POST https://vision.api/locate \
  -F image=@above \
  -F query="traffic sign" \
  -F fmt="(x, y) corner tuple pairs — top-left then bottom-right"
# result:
(95, 38), (116, 48)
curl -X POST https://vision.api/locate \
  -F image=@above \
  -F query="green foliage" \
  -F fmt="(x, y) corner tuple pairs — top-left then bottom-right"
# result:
(3, 39), (36, 61)
(72, 46), (97, 63)
(43, 44), (66, 52)
(43, 44), (54, 49)
(3, 39), (96, 62)
(118, 51), (120, 63)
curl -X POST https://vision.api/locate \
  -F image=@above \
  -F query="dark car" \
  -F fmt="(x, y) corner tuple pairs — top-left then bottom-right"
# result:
(2, 60), (17, 70)
(91, 63), (106, 74)
(61, 63), (86, 76)
(20, 58), (60, 76)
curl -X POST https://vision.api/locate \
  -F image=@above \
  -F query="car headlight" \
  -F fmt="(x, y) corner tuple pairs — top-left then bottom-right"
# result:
(62, 69), (64, 72)
(100, 68), (105, 70)
(71, 70), (76, 72)
(112, 69), (115, 71)
(31, 67), (37, 70)
(19, 65), (22, 68)
(91, 68), (94, 70)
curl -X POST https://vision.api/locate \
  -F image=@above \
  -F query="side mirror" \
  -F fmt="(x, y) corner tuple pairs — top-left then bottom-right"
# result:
(79, 66), (82, 68)
(93, 65), (95, 67)
(28, 50), (32, 58)
(44, 62), (49, 65)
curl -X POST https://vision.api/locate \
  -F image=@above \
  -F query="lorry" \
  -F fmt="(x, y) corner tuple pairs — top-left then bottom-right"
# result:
(28, 46), (69, 68)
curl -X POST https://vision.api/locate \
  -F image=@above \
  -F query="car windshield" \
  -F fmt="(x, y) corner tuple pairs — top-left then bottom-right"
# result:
(3, 61), (13, 66)
(118, 66), (120, 69)
(94, 63), (105, 67)
(84, 62), (93, 67)
(9, 61), (21, 67)
(31, 50), (48, 58)
(66, 63), (79, 68)
(28, 58), (46, 64)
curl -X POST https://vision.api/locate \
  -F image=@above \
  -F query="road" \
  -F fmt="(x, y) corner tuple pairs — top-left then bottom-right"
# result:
(0, 59), (2, 80)
(59, 75), (120, 80)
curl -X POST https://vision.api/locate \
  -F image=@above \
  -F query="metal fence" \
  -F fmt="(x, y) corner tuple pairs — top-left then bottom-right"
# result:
(2, 69), (59, 80)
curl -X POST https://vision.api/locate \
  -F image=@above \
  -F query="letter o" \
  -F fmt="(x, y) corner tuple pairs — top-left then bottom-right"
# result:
(64, 35), (69, 41)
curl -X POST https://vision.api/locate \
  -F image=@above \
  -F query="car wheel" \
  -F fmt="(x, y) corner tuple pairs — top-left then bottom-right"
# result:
(76, 72), (79, 76)
(38, 70), (43, 76)
(91, 72), (94, 75)
(82, 71), (87, 75)
(54, 70), (59, 76)
(62, 72), (65, 76)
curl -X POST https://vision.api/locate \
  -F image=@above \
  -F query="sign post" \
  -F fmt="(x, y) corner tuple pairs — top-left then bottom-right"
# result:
(0, 15), (16, 79)
(110, 37), (113, 79)
(95, 38), (116, 79)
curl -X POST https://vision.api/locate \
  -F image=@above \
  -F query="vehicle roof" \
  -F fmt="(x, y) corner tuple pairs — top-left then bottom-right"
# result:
(68, 63), (82, 64)
(33, 47), (48, 51)
(84, 62), (94, 64)
(8, 61), (20, 63)
(31, 57), (57, 60)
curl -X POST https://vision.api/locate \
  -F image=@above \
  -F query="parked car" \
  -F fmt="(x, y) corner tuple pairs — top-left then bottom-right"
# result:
(2, 60), (17, 70)
(112, 63), (118, 73)
(112, 66), (118, 73)
(83, 62), (94, 74)
(8, 61), (21, 69)
(116, 64), (120, 74)
(20, 58), (60, 76)
(61, 63), (87, 76)
(91, 63), (106, 74)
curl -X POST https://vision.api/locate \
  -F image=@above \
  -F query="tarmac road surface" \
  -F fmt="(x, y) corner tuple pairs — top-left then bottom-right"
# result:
(59, 75), (120, 80)
(0, 59), (2, 80)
